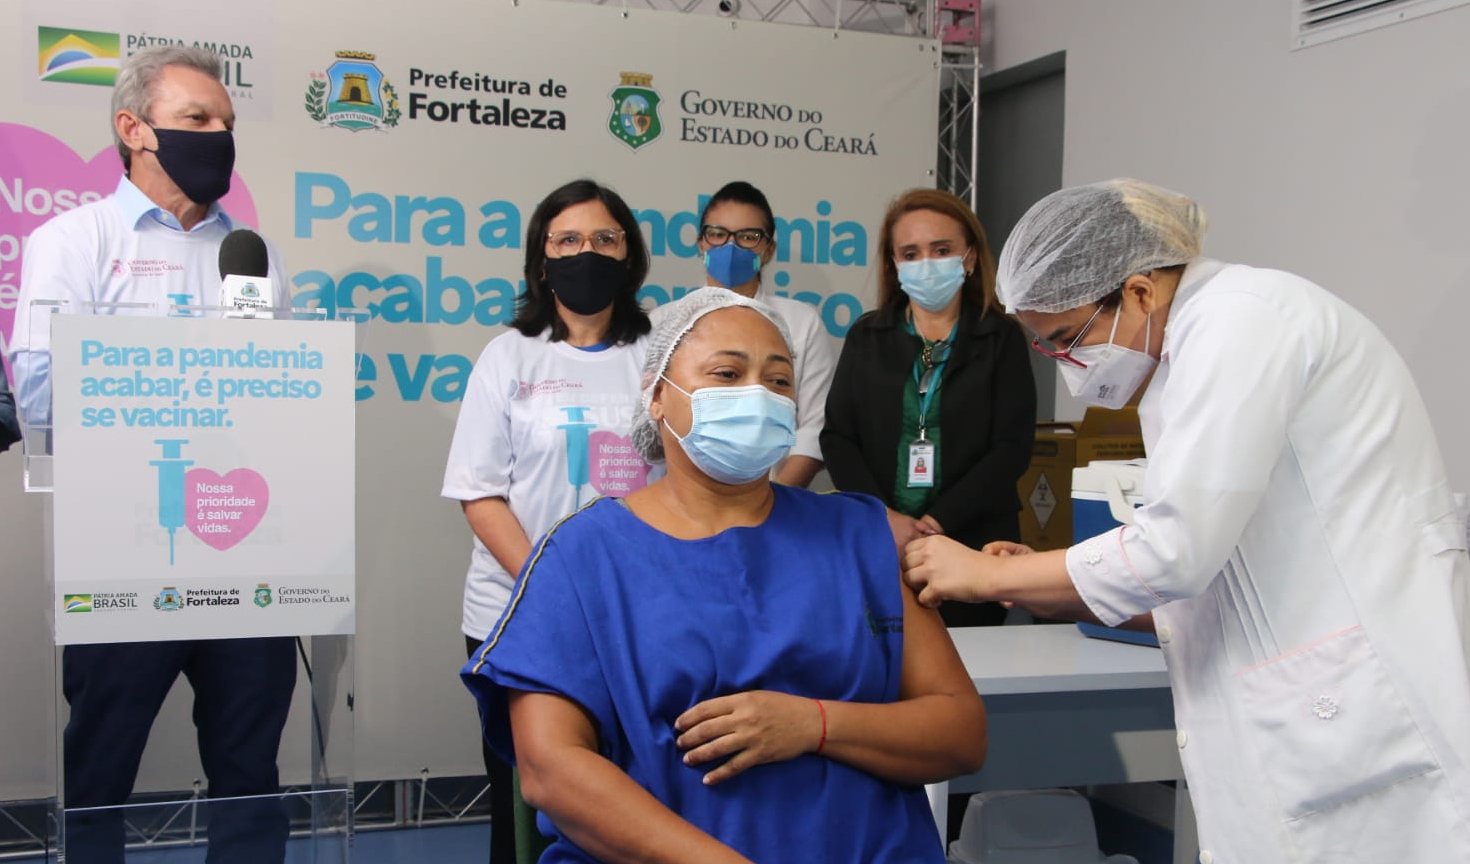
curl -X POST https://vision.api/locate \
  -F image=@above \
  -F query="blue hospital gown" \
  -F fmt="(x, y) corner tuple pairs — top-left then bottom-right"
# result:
(462, 485), (945, 863)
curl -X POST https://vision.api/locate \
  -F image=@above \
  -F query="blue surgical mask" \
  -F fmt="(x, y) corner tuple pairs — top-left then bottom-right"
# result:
(661, 378), (796, 484)
(704, 243), (762, 288)
(897, 257), (967, 312)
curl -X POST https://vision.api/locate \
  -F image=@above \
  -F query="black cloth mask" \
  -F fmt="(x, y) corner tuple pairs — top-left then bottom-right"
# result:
(143, 124), (236, 205)
(544, 251), (626, 316)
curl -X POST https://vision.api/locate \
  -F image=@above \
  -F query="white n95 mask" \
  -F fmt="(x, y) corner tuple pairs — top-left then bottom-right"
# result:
(1059, 310), (1156, 410)
(661, 379), (797, 484)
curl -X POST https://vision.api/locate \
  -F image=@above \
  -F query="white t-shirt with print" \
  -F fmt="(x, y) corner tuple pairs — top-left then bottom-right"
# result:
(443, 329), (653, 639)
(754, 285), (835, 463)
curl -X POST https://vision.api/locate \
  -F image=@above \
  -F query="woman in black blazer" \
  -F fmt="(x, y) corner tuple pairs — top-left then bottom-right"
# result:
(822, 189), (1036, 626)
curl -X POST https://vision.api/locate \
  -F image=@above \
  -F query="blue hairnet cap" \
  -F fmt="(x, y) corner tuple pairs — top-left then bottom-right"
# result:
(997, 179), (1208, 313)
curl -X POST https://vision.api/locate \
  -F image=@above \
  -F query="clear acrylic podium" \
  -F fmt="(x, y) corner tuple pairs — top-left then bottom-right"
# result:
(17, 298), (368, 863)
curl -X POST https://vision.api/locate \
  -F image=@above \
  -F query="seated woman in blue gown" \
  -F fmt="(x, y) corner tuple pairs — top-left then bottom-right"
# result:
(462, 287), (986, 864)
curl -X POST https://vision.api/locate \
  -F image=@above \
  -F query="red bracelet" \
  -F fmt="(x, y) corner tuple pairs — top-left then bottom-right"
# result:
(814, 698), (828, 755)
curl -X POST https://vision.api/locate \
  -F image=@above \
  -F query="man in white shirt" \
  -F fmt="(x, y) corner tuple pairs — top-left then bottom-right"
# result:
(11, 61), (284, 427)
(11, 45), (293, 864)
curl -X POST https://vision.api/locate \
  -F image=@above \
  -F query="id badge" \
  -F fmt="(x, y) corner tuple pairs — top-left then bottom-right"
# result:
(907, 441), (935, 488)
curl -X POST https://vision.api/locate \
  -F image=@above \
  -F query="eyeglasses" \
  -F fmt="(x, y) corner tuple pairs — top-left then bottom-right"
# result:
(547, 229), (626, 256)
(1029, 302), (1109, 369)
(701, 224), (770, 249)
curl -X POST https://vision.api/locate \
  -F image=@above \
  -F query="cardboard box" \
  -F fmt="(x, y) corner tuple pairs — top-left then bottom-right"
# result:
(1017, 407), (1146, 551)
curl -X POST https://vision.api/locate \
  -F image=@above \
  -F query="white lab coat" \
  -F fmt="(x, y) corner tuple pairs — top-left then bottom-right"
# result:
(1066, 259), (1470, 863)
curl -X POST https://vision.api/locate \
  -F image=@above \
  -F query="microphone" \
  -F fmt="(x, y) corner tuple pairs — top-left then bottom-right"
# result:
(218, 228), (275, 318)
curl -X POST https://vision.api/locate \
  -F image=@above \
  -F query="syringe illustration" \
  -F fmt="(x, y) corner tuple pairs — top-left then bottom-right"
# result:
(557, 407), (596, 507)
(149, 439), (193, 565)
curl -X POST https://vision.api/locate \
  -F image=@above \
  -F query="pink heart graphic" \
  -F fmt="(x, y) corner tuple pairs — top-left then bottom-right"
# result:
(184, 468), (270, 551)
(0, 122), (260, 372)
(587, 430), (652, 497)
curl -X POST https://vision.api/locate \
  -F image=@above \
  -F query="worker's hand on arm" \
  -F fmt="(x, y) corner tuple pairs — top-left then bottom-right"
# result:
(907, 539), (1092, 622)
(675, 691), (822, 786)
(901, 535), (991, 608)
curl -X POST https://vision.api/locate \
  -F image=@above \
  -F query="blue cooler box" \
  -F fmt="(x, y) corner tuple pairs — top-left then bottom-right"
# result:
(1072, 459), (1146, 541)
(1071, 460), (1158, 647)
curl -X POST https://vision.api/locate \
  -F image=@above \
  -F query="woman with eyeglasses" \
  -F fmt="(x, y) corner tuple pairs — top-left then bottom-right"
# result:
(902, 178), (1470, 863)
(652, 181), (835, 488)
(443, 178), (655, 863)
(822, 188), (1035, 627)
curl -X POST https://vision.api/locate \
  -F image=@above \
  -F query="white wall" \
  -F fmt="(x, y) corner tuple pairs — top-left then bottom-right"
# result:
(988, 0), (1470, 488)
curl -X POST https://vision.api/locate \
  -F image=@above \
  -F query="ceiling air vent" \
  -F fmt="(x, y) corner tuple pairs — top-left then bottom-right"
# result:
(1293, 0), (1470, 48)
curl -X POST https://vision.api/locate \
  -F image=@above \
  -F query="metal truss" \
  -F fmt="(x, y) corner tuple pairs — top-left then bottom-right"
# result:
(0, 799), (51, 861)
(939, 46), (982, 208)
(556, 0), (927, 35)
(0, 777), (489, 860)
(353, 773), (492, 831)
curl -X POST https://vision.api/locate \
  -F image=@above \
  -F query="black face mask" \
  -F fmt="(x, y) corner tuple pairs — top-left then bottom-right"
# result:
(544, 251), (626, 316)
(143, 124), (235, 205)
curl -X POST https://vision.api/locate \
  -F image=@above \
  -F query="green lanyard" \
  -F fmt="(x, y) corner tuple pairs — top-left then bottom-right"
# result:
(908, 320), (957, 440)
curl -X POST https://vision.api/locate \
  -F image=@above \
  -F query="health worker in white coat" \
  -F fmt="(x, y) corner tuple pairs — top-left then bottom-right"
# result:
(903, 178), (1470, 863)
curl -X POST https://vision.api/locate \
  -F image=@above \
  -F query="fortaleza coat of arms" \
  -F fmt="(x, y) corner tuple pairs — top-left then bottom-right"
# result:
(608, 72), (661, 151)
(306, 50), (401, 131)
(154, 587), (183, 612)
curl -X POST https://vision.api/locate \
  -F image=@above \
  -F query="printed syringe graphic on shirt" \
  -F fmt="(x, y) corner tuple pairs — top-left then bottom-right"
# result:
(557, 406), (596, 507)
(151, 438), (271, 563)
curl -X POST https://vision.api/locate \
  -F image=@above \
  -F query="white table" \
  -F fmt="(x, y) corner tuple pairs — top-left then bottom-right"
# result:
(938, 624), (1198, 864)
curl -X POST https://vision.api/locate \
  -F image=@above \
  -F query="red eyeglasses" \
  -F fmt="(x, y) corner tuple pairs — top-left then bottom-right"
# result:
(1029, 302), (1108, 369)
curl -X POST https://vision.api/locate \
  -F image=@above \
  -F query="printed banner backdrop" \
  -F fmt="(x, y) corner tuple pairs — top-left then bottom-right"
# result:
(50, 315), (355, 645)
(0, 0), (940, 786)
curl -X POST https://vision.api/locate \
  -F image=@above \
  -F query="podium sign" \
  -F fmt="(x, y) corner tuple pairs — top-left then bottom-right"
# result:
(50, 314), (356, 645)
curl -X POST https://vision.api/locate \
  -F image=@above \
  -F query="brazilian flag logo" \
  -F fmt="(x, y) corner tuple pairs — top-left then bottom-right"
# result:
(64, 594), (94, 613)
(608, 72), (662, 152)
(38, 27), (120, 86)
